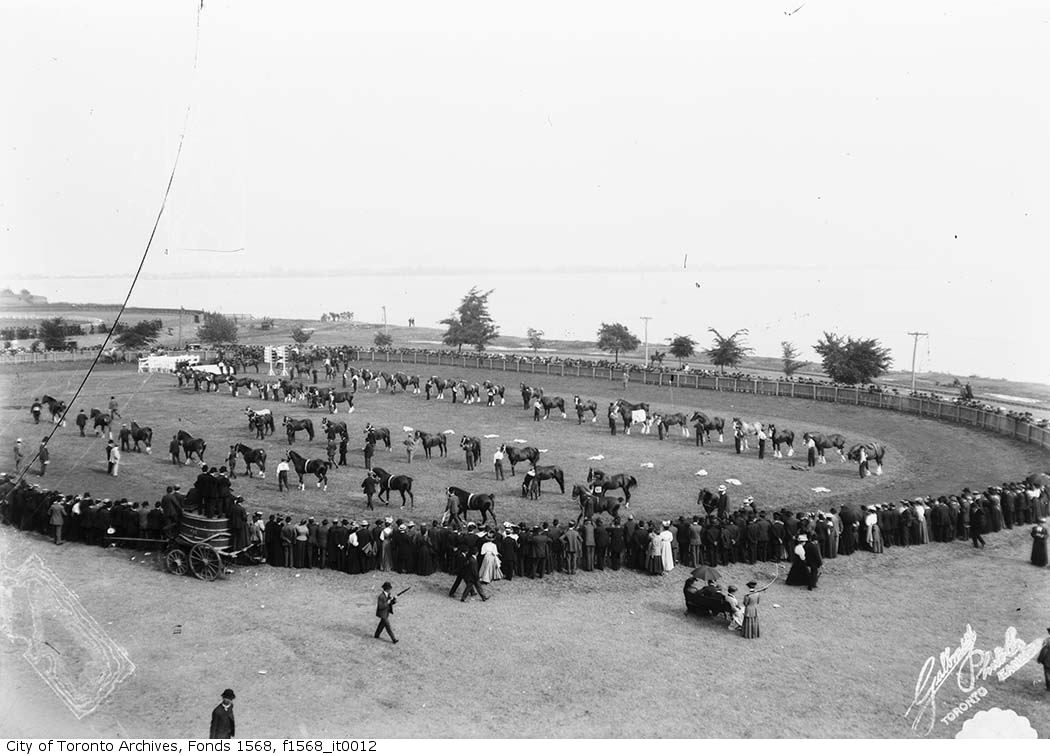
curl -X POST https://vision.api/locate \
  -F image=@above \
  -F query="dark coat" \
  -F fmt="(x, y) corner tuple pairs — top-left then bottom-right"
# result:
(210, 703), (235, 738)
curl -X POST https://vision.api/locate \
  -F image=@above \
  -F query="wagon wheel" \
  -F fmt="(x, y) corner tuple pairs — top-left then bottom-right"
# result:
(188, 543), (223, 581)
(165, 547), (189, 576)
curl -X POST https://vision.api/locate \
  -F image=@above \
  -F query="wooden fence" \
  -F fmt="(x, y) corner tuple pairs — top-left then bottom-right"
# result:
(351, 349), (1050, 454)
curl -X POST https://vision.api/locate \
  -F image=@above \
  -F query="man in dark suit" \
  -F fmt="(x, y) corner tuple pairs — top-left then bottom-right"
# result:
(531, 527), (551, 578)
(209, 688), (236, 738)
(449, 549), (488, 601)
(374, 581), (398, 642)
(608, 518), (626, 570)
(803, 537), (823, 590)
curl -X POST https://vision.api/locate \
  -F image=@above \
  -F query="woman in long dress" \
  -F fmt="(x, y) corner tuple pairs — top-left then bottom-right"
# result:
(865, 507), (884, 553)
(659, 521), (676, 572)
(647, 527), (663, 575)
(1031, 519), (1049, 567)
(416, 525), (436, 575)
(785, 535), (810, 586)
(742, 581), (761, 639)
(478, 533), (503, 583)
(380, 522), (395, 571)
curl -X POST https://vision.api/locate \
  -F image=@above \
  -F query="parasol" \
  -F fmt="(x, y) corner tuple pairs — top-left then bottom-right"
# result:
(690, 565), (722, 581)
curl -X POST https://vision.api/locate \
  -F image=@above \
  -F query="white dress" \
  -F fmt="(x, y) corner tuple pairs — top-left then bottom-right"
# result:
(658, 529), (675, 571)
(478, 540), (503, 583)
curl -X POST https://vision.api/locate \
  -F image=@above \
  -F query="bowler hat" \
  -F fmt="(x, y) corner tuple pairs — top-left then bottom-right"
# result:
(381, 581), (392, 590)
(221, 689), (236, 700)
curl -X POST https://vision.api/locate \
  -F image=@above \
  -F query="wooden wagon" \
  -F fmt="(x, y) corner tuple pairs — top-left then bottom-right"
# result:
(162, 511), (252, 580)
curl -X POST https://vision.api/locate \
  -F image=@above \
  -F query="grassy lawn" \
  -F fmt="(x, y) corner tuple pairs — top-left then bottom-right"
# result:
(2, 362), (1048, 738)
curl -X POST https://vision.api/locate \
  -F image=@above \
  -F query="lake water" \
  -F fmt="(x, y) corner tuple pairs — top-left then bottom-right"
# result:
(5, 268), (1045, 383)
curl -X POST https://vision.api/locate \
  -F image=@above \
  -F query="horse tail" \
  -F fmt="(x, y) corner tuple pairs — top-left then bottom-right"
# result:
(626, 475), (638, 490)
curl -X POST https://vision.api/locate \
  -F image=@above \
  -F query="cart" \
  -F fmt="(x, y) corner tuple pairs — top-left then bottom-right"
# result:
(162, 511), (254, 581)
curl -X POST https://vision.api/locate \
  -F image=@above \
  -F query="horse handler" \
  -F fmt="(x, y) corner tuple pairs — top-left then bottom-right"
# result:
(374, 581), (399, 643)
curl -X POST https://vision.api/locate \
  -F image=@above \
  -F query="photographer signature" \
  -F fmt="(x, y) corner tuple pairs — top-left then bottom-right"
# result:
(905, 624), (1042, 735)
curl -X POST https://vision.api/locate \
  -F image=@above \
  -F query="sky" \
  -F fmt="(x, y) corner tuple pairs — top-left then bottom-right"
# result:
(2, 1), (1048, 382)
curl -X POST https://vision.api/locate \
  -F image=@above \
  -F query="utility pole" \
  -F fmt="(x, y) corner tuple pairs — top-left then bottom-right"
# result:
(382, 306), (387, 331)
(177, 307), (183, 350)
(907, 331), (928, 392)
(640, 316), (652, 364)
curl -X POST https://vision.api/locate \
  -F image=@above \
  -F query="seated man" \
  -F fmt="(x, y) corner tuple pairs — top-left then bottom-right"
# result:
(698, 580), (724, 601)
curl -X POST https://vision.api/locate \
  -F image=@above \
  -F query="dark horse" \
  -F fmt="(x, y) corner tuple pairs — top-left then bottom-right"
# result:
(689, 411), (726, 443)
(459, 435), (482, 467)
(228, 443), (267, 478)
(767, 424), (795, 459)
(537, 393), (567, 419)
(614, 399), (652, 435)
(520, 465), (565, 496)
(444, 486), (496, 525)
(287, 450), (330, 491)
(283, 417), (315, 444)
(696, 488), (719, 514)
(587, 467), (638, 504)
(500, 444), (540, 475)
(656, 412), (691, 439)
(414, 430), (447, 459)
(326, 390), (355, 414)
(571, 485), (622, 525)
(365, 424), (392, 450)
(129, 421), (153, 452)
(520, 382), (541, 410)
(176, 429), (207, 464)
(90, 408), (111, 436)
(246, 407), (275, 438)
(573, 395), (599, 424)
(847, 441), (886, 477)
(321, 417), (349, 440)
(41, 394), (66, 424)
(483, 380), (505, 405)
(370, 467), (414, 507)
(803, 432), (848, 463)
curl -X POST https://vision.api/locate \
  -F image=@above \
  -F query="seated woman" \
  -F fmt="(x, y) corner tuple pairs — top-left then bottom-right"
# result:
(726, 586), (744, 631)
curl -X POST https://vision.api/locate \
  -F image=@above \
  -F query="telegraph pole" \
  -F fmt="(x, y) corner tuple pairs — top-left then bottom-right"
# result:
(907, 331), (928, 392)
(640, 316), (652, 364)
(177, 307), (183, 350)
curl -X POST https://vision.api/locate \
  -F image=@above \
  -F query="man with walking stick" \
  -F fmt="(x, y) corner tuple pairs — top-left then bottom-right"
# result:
(375, 582), (410, 643)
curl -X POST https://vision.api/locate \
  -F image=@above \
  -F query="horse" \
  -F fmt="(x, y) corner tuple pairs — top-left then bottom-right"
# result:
(228, 377), (256, 397)
(573, 395), (599, 424)
(327, 389), (356, 412)
(414, 430), (447, 459)
(176, 429), (207, 464)
(283, 417), (315, 444)
(391, 372), (418, 394)
(444, 485), (495, 525)
(429, 376), (450, 399)
(501, 444), (540, 475)
(614, 400), (652, 435)
(459, 381), (481, 404)
(520, 382), (541, 409)
(90, 409), (111, 436)
(483, 380), (505, 405)
(804, 432), (848, 463)
(587, 468), (638, 504)
(321, 417), (349, 441)
(689, 412), (726, 443)
(538, 395), (567, 419)
(767, 424), (795, 458)
(228, 443), (266, 478)
(520, 465), (565, 496)
(656, 412), (691, 439)
(459, 435), (482, 467)
(365, 423), (392, 450)
(370, 467), (414, 507)
(847, 441), (886, 477)
(378, 371), (395, 392)
(732, 418), (763, 451)
(287, 450), (330, 491)
(247, 407), (275, 439)
(696, 488), (719, 514)
(571, 484), (622, 525)
(129, 421), (153, 452)
(41, 394), (66, 424)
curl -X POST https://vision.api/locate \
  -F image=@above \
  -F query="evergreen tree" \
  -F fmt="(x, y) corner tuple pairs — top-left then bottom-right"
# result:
(441, 287), (500, 351)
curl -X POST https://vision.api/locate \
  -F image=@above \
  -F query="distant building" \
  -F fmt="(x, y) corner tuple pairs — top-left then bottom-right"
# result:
(0, 288), (48, 307)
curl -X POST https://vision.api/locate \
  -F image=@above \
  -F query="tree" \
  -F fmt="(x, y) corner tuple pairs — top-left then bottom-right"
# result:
(440, 287), (500, 352)
(197, 312), (238, 344)
(526, 328), (546, 352)
(668, 334), (696, 364)
(813, 331), (893, 384)
(705, 328), (753, 372)
(596, 322), (640, 363)
(374, 332), (392, 347)
(290, 326), (313, 345)
(116, 319), (163, 350)
(781, 340), (807, 377)
(38, 317), (68, 351)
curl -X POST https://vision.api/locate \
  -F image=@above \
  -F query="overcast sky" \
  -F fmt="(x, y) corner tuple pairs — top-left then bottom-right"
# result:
(3, 1), (1047, 381)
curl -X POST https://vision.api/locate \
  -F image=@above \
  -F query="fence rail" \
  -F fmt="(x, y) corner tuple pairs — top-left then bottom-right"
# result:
(351, 349), (1050, 455)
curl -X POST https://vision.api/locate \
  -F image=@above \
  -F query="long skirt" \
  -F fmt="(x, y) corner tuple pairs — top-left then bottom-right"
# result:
(1032, 536), (1048, 567)
(380, 539), (394, 571)
(785, 558), (809, 586)
(868, 524), (884, 554)
(647, 554), (663, 575)
(742, 615), (760, 639)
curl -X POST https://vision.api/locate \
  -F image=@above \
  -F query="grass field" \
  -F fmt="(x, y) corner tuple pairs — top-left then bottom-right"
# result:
(2, 361), (1049, 738)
